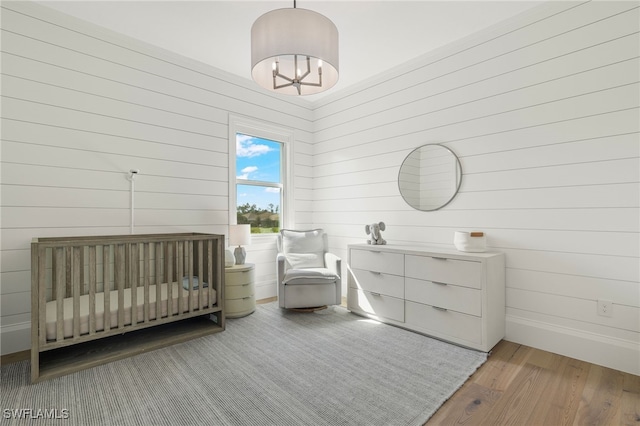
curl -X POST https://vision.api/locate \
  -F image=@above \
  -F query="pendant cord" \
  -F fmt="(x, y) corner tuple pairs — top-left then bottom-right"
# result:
(293, 0), (296, 8)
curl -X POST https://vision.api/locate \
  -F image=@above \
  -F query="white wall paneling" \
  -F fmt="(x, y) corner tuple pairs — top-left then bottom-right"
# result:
(311, 1), (640, 375)
(2, 0), (639, 377)
(0, 1), (313, 354)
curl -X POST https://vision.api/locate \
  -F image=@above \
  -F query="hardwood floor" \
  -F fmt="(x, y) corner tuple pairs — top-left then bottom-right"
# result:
(427, 340), (640, 425)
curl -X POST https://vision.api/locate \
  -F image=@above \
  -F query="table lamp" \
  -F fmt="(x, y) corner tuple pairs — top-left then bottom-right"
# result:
(229, 224), (251, 265)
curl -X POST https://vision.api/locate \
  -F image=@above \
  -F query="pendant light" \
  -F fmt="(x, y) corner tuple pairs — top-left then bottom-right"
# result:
(251, 1), (339, 96)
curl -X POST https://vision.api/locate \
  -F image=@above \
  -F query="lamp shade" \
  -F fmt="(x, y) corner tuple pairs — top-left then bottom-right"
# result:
(251, 7), (339, 95)
(229, 224), (251, 246)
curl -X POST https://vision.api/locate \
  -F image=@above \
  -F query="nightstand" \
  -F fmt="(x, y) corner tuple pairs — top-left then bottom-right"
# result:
(225, 263), (256, 318)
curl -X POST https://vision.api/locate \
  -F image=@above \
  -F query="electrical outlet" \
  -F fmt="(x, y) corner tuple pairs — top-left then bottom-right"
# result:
(597, 300), (613, 317)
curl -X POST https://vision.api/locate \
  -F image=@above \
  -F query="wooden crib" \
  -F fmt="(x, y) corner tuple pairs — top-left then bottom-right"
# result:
(30, 233), (225, 382)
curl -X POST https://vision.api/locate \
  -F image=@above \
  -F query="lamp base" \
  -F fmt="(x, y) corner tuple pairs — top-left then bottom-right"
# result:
(234, 246), (246, 265)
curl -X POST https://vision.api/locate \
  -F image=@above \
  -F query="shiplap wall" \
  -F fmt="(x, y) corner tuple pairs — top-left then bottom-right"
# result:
(0, 1), (314, 354)
(1, 0), (638, 377)
(311, 1), (639, 375)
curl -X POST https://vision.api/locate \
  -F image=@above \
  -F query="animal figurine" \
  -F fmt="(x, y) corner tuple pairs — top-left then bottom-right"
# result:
(365, 222), (387, 245)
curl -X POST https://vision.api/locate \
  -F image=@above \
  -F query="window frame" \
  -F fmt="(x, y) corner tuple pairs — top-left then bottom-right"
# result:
(228, 115), (295, 237)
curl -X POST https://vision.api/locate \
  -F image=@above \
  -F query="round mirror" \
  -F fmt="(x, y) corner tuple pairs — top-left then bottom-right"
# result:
(398, 144), (462, 211)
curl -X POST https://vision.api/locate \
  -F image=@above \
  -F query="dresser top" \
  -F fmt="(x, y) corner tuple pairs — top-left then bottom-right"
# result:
(225, 263), (255, 272)
(348, 243), (503, 260)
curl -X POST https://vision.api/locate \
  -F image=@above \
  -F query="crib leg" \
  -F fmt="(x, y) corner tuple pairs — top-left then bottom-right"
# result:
(30, 348), (39, 383)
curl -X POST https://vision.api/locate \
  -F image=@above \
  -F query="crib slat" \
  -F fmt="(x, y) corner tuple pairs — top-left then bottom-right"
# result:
(165, 242), (173, 318)
(79, 246), (85, 295)
(103, 245), (111, 332)
(156, 242), (162, 320)
(177, 241), (184, 315)
(51, 251), (57, 300)
(38, 247), (47, 346)
(208, 239), (213, 309)
(124, 243), (129, 290)
(198, 240), (204, 310)
(117, 244), (125, 329)
(72, 247), (81, 338)
(188, 240), (194, 313)
(55, 247), (65, 342)
(130, 243), (138, 326)
(89, 246), (96, 335)
(144, 243), (150, 323)
(65, 246), (72, 299)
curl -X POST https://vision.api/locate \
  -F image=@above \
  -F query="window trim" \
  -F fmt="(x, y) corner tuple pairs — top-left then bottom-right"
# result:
(228, 115), (295, 236)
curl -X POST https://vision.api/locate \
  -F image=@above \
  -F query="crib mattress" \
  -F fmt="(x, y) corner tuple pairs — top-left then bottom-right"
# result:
(45, 282), (216, 341)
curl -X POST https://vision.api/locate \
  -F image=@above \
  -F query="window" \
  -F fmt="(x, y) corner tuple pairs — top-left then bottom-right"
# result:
(229, 116), (293, 235)
(236, 135), (282, 233)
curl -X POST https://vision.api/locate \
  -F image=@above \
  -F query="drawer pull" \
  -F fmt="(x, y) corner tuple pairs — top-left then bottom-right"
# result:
(242, 297), (251, 300)
(370, 292), (381, 297)
(242, 283), (250, 286)
(432, 306), (448, 311)
(432, 257), (448, 261)
(370, 271), (382, 275)
(432, 281), (447, 286)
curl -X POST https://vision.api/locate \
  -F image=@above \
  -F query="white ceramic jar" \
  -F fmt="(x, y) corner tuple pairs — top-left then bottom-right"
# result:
(454, 231), (487, 252)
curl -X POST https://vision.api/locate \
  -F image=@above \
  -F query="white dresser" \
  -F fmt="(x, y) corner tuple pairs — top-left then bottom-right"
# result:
(347, 244), (505, 352)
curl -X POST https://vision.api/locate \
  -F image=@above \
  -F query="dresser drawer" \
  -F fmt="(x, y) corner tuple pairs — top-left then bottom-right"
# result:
(405, 278), (481, 317)
(405, 255), (482, 289)
(226, 282), (254, 300)
(226, 295), (256, 318)
(348, 289), (404, 323)
(350, 249), (404, 276)
(226, 268), (255, 286)
(350, 268), (404, 299)
(405, 301), (482, 345)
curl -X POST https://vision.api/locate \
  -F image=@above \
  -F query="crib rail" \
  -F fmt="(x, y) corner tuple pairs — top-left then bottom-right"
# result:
(31, 233), (225, 382)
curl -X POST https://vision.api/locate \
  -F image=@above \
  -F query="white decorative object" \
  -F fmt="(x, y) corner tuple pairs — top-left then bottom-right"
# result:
(225, 249), (235, 268)
(347, 244), (505, 352)
(229, 224), (251, 265)
(454, 231), (487, 253)
(365, 222), (387, 245)
(251, 1), (339, 96)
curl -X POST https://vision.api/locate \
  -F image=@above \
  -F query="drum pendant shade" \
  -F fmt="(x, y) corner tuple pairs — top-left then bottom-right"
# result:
(251, 7), (339, 96)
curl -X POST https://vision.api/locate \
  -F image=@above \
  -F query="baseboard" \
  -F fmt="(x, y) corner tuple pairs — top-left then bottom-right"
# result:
(0, 321), (30, 357)
(256, 296), (277, 304)
(506, 315), (640, 376)
(255, 284), (277, 302)
(1, 350), (29, 365)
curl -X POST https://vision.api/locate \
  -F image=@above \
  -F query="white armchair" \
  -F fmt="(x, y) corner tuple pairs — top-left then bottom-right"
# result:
(276, 229), (341, 309)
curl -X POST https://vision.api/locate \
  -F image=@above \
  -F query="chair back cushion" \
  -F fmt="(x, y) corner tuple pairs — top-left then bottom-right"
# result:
(280, 229), (325, 269)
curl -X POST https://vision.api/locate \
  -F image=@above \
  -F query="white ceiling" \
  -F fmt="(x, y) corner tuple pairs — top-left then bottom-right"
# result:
(38, 0), (542, 100)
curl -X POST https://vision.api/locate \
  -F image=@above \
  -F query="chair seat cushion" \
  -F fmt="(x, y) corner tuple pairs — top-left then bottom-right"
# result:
(282, 268), (340, 285)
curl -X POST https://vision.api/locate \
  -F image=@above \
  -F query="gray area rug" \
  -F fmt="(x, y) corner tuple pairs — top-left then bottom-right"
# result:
(1, 303), (487, 426)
